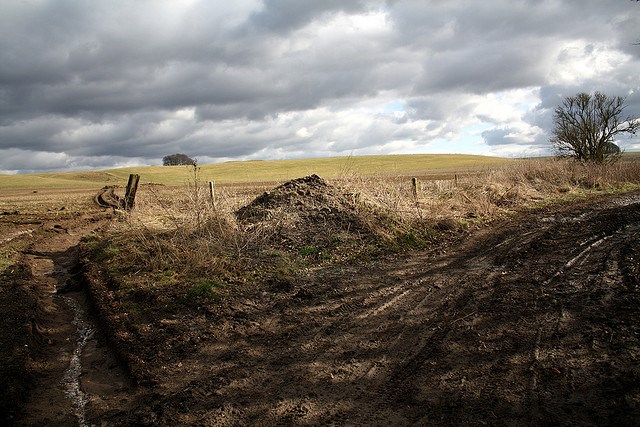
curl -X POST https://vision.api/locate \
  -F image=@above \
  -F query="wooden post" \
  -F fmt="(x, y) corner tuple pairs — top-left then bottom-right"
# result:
(123, 174), (140, 210)
(209, 180), (216, 206)
(411, 177), (418, 199)
(454, 174), (458, 187)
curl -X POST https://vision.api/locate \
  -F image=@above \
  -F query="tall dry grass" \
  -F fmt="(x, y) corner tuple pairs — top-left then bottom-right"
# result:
(95, 158), (640, 285)
(98, 165), (290, 284)
(338, 157), (640, 227)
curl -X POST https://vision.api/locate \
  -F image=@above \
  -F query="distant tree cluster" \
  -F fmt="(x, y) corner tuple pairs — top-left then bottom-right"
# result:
(162, 153), (196, 166)
(551, 92), (639, 163)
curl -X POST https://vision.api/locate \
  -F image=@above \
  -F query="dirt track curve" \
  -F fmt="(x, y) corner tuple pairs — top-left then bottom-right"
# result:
(4, 192), (640, 425)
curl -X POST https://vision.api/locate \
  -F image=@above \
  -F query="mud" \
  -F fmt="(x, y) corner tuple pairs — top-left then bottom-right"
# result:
(2, 192), (640, 425)
(94, 186), (123, 210)
(0, 212), (134, 425)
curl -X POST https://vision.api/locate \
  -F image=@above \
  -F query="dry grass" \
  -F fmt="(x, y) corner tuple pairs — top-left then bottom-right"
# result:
(86, 157), (640, 301)
(337, 158), (640, 227)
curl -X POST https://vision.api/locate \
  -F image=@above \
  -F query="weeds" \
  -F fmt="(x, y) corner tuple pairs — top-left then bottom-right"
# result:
(187, 279), (222, 302)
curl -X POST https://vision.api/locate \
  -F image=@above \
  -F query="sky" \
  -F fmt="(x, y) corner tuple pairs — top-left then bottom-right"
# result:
(1, 0), (639, 173)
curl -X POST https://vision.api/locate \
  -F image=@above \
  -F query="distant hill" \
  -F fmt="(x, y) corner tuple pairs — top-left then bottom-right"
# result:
(1, 154), (515, 189)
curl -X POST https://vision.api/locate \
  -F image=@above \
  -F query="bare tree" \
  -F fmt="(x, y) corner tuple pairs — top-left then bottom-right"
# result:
(551, 92), (639, 163)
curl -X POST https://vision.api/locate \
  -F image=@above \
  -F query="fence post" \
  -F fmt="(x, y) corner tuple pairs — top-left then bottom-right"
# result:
(411, 177), (418, 199)
(209, 180), (216, 206)
(123, 174), (140, 210)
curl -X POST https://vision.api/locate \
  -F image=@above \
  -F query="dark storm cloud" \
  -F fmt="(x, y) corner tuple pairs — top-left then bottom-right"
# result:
(246, 0), (371, 33)
(415, 41), (548, 94)
(481, 127), (535, 147)
(0, 0), (638, 172)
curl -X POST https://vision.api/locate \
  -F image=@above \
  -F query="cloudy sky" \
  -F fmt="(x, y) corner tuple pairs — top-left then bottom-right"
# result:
(1, 0), (639, 173)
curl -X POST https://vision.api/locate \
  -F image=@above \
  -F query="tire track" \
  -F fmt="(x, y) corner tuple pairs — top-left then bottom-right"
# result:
(11, 214), (136, 426)
(104, 192), (640, 425)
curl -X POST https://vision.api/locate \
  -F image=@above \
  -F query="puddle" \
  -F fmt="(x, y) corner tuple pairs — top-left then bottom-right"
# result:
(60, 294), (94, 427)
(611, 193), (640, 206)
(58, 288), (135, 426)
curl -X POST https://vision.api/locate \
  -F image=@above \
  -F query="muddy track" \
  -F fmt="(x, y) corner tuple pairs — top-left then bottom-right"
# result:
(94, 187), (122, 209)
(1, 213), (135, 426)
(95, 192), (640, 426)
(3, 193), (640, 425)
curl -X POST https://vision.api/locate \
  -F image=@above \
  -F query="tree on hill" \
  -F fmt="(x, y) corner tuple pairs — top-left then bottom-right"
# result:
(162, 153), (196, 166)
(551, 92), (639, 163)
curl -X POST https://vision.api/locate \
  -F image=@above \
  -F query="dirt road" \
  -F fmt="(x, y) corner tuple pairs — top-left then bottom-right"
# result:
(0, 211), (134, 426)
(93, 192), (639, 426)
(4, 192), (640, 425)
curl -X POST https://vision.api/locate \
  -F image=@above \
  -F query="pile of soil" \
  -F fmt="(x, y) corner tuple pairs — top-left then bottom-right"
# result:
(236, 174), (398, 253)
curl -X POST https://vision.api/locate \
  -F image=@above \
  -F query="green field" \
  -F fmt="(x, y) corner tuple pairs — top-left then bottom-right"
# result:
(0, 154), (513, 189)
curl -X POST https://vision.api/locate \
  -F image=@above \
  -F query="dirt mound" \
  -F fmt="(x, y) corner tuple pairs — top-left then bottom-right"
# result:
(236, 174), (396, 253)
(237, 175), (358, 223)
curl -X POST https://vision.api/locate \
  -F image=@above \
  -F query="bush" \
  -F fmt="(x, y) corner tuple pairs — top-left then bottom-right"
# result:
(162, 153), (196, 166)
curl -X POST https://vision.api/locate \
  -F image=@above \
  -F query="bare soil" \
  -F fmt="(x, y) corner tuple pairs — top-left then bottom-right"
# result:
(0, 210), (135, 425)
(2, 191), (639, 425)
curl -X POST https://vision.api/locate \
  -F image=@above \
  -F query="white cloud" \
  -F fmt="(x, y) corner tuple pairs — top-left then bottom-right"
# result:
(549, 42), (632, 86)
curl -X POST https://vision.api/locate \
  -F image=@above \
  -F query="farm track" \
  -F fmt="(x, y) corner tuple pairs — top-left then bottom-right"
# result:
(0, 212), (135, 426)
(2, 192), (640, 425)
(103, 192), (640, 425)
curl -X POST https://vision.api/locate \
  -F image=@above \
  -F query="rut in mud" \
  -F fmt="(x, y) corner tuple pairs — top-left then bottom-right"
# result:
(86, 192), (640, 426)
(1, 214), (134, 426)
